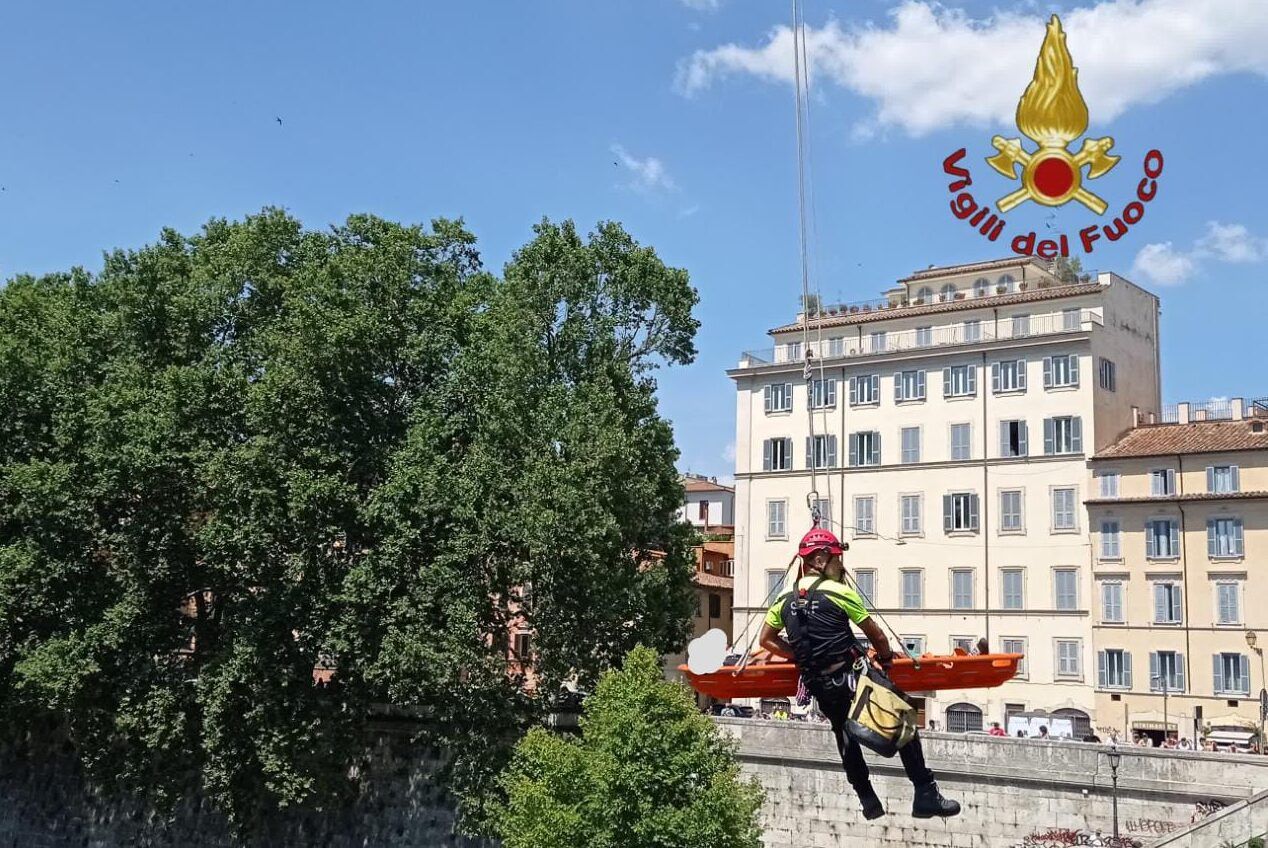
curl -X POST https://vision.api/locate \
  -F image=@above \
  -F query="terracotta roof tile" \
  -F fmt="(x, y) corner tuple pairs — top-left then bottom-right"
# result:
(767, 283), (1102, 335)
(692, 572), (734, 590)
(683, 478), (735, 493)
(1085, 490), (1268, 505)
(1093, 419), (1268, 459)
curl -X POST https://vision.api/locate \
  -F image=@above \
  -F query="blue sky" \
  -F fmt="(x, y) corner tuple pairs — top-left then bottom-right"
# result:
(1, 1), (1265, 482)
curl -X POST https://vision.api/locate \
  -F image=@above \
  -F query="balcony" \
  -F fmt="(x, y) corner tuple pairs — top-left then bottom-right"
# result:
(738, 308), (1102, 369)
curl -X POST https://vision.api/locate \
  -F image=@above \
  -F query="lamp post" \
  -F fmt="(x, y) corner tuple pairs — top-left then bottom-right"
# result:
(1151, 674), (1170, 743)
(1247, 630), (1266, 752)
(1105, 741), (1122, 840)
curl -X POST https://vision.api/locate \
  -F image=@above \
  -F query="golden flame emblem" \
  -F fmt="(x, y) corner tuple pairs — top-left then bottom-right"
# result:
(986, 15), (1118, 214)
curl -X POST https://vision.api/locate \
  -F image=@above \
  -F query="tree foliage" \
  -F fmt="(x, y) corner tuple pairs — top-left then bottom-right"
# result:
(0, 209), (699, 827)
(493, 646), (764, 848)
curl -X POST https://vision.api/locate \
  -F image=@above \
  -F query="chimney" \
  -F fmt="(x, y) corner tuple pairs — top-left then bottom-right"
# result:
(1131, 406), (1140, 428)
(1177, 402), (1191, 425)
(1232, 398), (1245, 421)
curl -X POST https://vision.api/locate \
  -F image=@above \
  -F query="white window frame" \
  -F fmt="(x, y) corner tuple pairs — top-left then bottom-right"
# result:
(808, 434), (838, 469)
(849, 374), (881, 406)
(951, 569), (974, 610)
(762, 437), (793, 471)
(901, 569), (923, 610)
(1100, 519), (1122, 560)
(901, 426), (922, 464)
(993, 359), (1027, 394)
(1146, 518), (1180, 560)
(1150, 468), (1176, 497)
(848, 431), (881, 467)
(951, 636), (976, 653)
(900, 493), (923, 536)
(1151, 650), (1185, 692)
(915, 326), (933, 347)
(1053, 567), (1079, 611)
(1152, 581), (1183, 625)
(1000, 568), (1024, 610)
(810, 377), (837, 410)
(1051, 487), (1078, 532)
(950, 422), (972, 461)
(1012, 314), (1031, 337)
(1099, 648), (1132, 689)
(763, 382), (793, 414)
(853, 569), (877, 608)
(870, 331), (887, 353)
(943, 364), (977, 399)
(1208, 516), (1245, 559)
(766, 499), (788, 540)
(1044, 354), (1079, 389)
(1055, 639), (1083, 680)
(1215, 653), (1251, 696)
(1208, 465), (1240, 495)
(1045, 416), (1083, 455)
(853, 495), (876, 537)
(765, 569), (786, 601)
(999, 419), (1028, 458)
(1002, 637), (1028, 679)
(1062, 308), (1081, 331)
(944, 491), (980, 533)
(895, 369), (927, 403)
(1214, 581), (1242, 626)
(901, 635), (926, 657)
(827, 337), (844, 358)
(1100, 581), (1125, 623)
(1099, 471), (1120, 498)
(963, 319), (982, 343)
(999, 489), (1024, 533)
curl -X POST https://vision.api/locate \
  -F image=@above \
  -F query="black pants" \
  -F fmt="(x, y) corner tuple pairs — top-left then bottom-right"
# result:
(818, 687), (934, 796)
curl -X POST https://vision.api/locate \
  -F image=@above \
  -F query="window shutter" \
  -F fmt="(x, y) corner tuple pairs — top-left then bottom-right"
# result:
(1043, 418), (1055, 455)
(917, 370), (926, 399)
(1232, 466), (1241, 492)
(1166, 468), (1175, 493)
(870, 433), (880, 466)
(1206, 466), (1215, 492)
(1097, 651), (1107, 688)
(969, 494), (980, 530)
(1169, 522), (1180, 559)
(1233, 519), (1244, 555)
(992, 362), (1001, 393)
(1145, 522), (1156, 558)
(1171, 585), (1183, 622)
(1043, 356), (1053, 388)
(943, 367), (952, 398)
(848, 434), (859, 467)
(999, 422), (1010, 457)
(869, 374), (879, 401)
(1153, 583), (1165, 620)
(827, 435), (838, 468)
(763, 384), (772, 413)
(1018, 421), (1028, 456)
(1124, 651), (1133, 688)
(1070, 356), (1079, 385)
(827, 379), (836, 406)
(1241, 656), (1251, 694)
(763, 440), (772, 472)
(943, 495), (953, 533)
(1149, 652), (1160, 691)
(1207, 519), (1216, 557)
(1214, 655), (1224, 694)
(1072, 417), (1083, 453)
(967, 365), (976, 395)
(1175, 654), (1185, 691)
(1016, 360), (1027, 390)
(782, 383), (793, 411)
(805, 437), (813, 468)
(849, 376), (858, 405)
(894, 372), (903, 402)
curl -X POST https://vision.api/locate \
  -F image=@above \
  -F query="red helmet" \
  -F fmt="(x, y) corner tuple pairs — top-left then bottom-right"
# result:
(797, 527), (846, 558)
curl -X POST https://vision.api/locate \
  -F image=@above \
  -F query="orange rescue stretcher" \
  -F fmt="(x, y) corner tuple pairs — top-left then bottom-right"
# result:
(681, 649), (1023, 700)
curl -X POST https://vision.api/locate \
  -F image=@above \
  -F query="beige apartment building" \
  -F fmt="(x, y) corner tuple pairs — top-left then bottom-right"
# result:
(1087, 401), (1268, 746)
(730, 257), (1161, 733)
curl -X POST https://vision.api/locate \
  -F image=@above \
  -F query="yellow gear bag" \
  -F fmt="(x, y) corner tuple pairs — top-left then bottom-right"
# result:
(845, 664), (919, 758)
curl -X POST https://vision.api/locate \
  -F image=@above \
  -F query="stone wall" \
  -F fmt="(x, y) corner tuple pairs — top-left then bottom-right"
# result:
(0, 728), (495, 848)
(721, 719), (1268, 848)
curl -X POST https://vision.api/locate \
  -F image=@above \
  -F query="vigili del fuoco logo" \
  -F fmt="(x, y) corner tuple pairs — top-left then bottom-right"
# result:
(941, 15), (1163, 259)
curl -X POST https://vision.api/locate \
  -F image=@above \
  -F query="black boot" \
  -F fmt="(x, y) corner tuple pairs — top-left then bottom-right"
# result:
(912, 781), (960, 819)
(857, 786), (885, 820)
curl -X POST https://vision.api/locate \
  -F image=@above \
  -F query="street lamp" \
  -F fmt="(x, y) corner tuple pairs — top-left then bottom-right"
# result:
(1151, 674), (1171, 743)
(1105, 741), (1122, 840)
(1246, 630), (1266, 752)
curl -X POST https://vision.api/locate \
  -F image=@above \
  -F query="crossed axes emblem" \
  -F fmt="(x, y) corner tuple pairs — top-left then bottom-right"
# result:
(986, 135), (1120, 214)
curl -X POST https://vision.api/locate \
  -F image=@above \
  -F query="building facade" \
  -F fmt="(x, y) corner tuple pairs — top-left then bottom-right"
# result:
(678, 474), (735, 531)
(730, 258), (1162, 733)
(665, 539), (735, 705)
(1087, 399), (1268, 746)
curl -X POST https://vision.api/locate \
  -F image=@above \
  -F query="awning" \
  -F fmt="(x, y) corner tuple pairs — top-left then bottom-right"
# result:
(1208, 730), (1255, 744)
(1207, 714), (1257, 730)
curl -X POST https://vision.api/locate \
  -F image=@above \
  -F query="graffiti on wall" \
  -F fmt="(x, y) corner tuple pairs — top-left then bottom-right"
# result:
(1015, 829), (1141, 847)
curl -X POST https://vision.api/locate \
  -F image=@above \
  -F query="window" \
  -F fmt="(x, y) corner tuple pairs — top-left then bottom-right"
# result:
(708, 593), (722, 618)
(1146, 519), (1180, 559)
(1101, 582), (1124, 622)
(810, 498), (832, 529)
(848, 431), (881, 467)
(1099, 358), (1117, 391)
(1150, 469), (1176, 496)
(952, 636), (975, 653)
(951, 570), (974, 609)
(1208, 465), (1240, 494)
(1002, 639), (1027, 678)
(1001, 569), (1024, 610)
(999, 490), (1023, 532)
(974, 277), (990, 298)
(946, 703), (983, 733)
(1004, 702), (1027, 722)
(1056, 640), (1082, 678)
(1012, 314), (1031, 337)
(870, 331), (887, 353)
(785, 341), (802, 361)
(902, 635), (925, 656)
(915, 286), (935, 303)
(806, 434), (838, 469)
(943, 364), (977, 398)
(849, 374), (881, 405)
(1000, 274), (1017, 292)
(762, 437), (793, 471)
(900, 494), (922, 535)
(1043, 416), (1083, 454)
(763, 382), (793, 413)
(1099, 471), (1120, 498)
(853, 496), (875, 536)
(1153, 582), (1183, 624)
(514, 632), (533, 660)
(1215, 653), (1250, 695)
(1062, 308), (1081, 331)
(767, 500), (787, 539)
(992, 359), (1027, 393)
(854, 570), (876, 608)
(916, 326), (933, 347)
(766, 569), (786, 601)
(722, 560), (735, 577)
(943, 492), (980, 533)
(1053, 568), (1078, 610)
(999, 420), (1029, 457)
(1150, 651), (1185, 692)
(1100, 520), (1121, 559)
(1043, 354), (1079, 388)
(1098, 649), (1132, 689)
(1216, 582), (1241, 625)
(1208, 517), (1245, 558)
(940, 283), (957, 302)
(1051, 488), (1077, 531)
(901, 427), (921, 464)
(950, 423), (972, 461)
(895, 369), (927, 402)
(901, 570), (923, 609)
(698, 500), (709, 522)
(964, 319), (982, 343)
(810, 378), (837, 409)
(828, 337), (844, 358)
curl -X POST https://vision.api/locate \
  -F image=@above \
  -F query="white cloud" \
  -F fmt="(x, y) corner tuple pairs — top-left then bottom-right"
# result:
(675, 0), (1268, 137)
(611, 143), (677, 194)
(723, 441), (736, 463)
(679, 0), (720, 10)
(678, 204), (701, 218)
(1195, 221), (1268, 264)
(1131, 242), (1198, 287)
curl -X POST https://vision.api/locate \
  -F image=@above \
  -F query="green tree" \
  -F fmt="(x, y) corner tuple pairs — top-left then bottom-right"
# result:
(0, 210), (698, 828)
(493, 646), (764, 848)
(1050, 256), (1086, 284)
